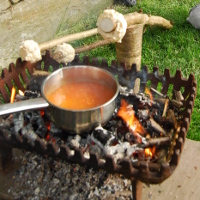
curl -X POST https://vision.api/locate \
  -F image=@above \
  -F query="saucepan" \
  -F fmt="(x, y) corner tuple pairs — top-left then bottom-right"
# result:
(0, 66), (119, 134)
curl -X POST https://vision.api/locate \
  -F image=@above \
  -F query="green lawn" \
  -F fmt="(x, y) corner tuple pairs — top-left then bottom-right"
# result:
(56, 0), (200, 140)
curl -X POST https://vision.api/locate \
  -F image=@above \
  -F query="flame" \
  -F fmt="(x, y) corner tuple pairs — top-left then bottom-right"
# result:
(145, 87), (153, 106)
(10, 87), (16, 103)
(144, 147), (155, 158)
(18, 90), (24, 96)
(117, 99), (146, 136)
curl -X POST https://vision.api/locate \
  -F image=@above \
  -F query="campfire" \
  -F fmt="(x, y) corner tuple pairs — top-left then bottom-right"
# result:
(0, 52), (196, 199)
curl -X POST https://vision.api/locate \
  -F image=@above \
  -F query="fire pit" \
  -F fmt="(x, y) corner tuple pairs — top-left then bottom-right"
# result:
(0, 51), (196, 199)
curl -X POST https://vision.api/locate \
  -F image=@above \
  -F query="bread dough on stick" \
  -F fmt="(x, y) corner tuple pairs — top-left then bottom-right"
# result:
(19, 28), (98, 63)
(52, 43), (75, 64)
(19, 40), (42, 63)
(97, 9), (127, 43)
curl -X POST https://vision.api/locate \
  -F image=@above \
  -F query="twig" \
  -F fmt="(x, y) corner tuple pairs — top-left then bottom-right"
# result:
(162, 99), (169, 117)
(150, 87), (165, 97)
(75, 40), (111, 54)
(39, 28), (98, 51)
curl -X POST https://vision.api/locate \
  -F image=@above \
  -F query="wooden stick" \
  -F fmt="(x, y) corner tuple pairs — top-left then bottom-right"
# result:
(174, 90), (184, 101)
(149, 118), (167, 136)
(40, 11), (172, 52)
(125, 12), (173, 29)
(139, 137), (170, 148)
(52, 39), (111, 61)
(39, 11), (172, 52)
(100, 12), (173, 33)
(171, 99), (183, 108)
(150, 87), (165, 97)
(75, 39), (111, 53)
(100, 17), (116, 33)
(162, 99), (169, 117)
(39, 28), (98, 51)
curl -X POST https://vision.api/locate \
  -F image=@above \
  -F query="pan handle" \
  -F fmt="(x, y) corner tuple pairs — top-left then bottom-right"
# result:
(0, 97), (49, 116)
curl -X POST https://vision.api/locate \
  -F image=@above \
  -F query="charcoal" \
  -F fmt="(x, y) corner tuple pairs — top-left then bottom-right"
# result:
(15, 94), (28, 101)
(35, 125), (48, 138)
(125, 132), (135, 143)
(91, 125), (115, 148)
(88, 144), (103, 158)
(137, 109), (149, 121)
(13, 112), (24, 133)
(26, 75), (47, 93)
(69, 135), (81, 149)
(24, 111), (39, 123)
(0, 115), (12, 129)
(24, 90), (40, 98)
(21, 124), (38, 146)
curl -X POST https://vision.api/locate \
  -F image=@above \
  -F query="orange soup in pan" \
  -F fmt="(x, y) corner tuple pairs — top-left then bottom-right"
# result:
(46, 81), (115, 110)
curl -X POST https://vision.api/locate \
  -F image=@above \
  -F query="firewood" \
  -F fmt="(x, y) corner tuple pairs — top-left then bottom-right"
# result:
(162, 99), (169, 117)
(139, 137), (170, 148)
(149, 117), (167, 136)
(171, 99), (183, 108)
(174, 90), (184, 101)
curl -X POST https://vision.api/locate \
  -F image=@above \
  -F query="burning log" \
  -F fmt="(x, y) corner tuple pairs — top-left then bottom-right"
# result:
(139, 137), (171, 148)
(117, 99), (147, 143)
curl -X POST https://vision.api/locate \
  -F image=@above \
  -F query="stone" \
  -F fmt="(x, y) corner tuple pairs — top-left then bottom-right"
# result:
(0, 0), (10, 12)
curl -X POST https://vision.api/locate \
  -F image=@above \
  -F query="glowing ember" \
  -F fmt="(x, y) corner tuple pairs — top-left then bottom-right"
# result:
(40, 110), (45, 117)
(144, 147), (155, 158)
(10, 87), (16, 103)
(117, 99), (147, 139)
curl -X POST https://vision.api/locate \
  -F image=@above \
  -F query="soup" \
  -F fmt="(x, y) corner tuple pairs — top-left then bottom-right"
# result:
(46, 81), (115, 110)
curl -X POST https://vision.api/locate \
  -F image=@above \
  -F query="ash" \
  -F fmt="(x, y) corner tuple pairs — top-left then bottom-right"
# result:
(8, 150), (132, 200)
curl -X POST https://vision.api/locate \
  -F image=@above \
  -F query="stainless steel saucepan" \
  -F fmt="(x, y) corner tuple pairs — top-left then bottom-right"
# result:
(0, 66), (119, 134)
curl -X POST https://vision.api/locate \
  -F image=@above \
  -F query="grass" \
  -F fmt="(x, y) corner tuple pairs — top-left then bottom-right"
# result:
(55, 0), (200, 140)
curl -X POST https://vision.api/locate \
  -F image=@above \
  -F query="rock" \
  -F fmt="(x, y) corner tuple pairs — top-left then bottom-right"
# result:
(187, 4), (200, 30)
(34, 187), (40, 195)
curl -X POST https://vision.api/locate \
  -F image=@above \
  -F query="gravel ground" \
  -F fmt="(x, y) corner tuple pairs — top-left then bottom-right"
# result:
(6, 150), (133, 200)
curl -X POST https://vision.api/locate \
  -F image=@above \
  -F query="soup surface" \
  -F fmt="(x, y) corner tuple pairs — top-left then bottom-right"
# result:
(46, 81), (115, 110)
